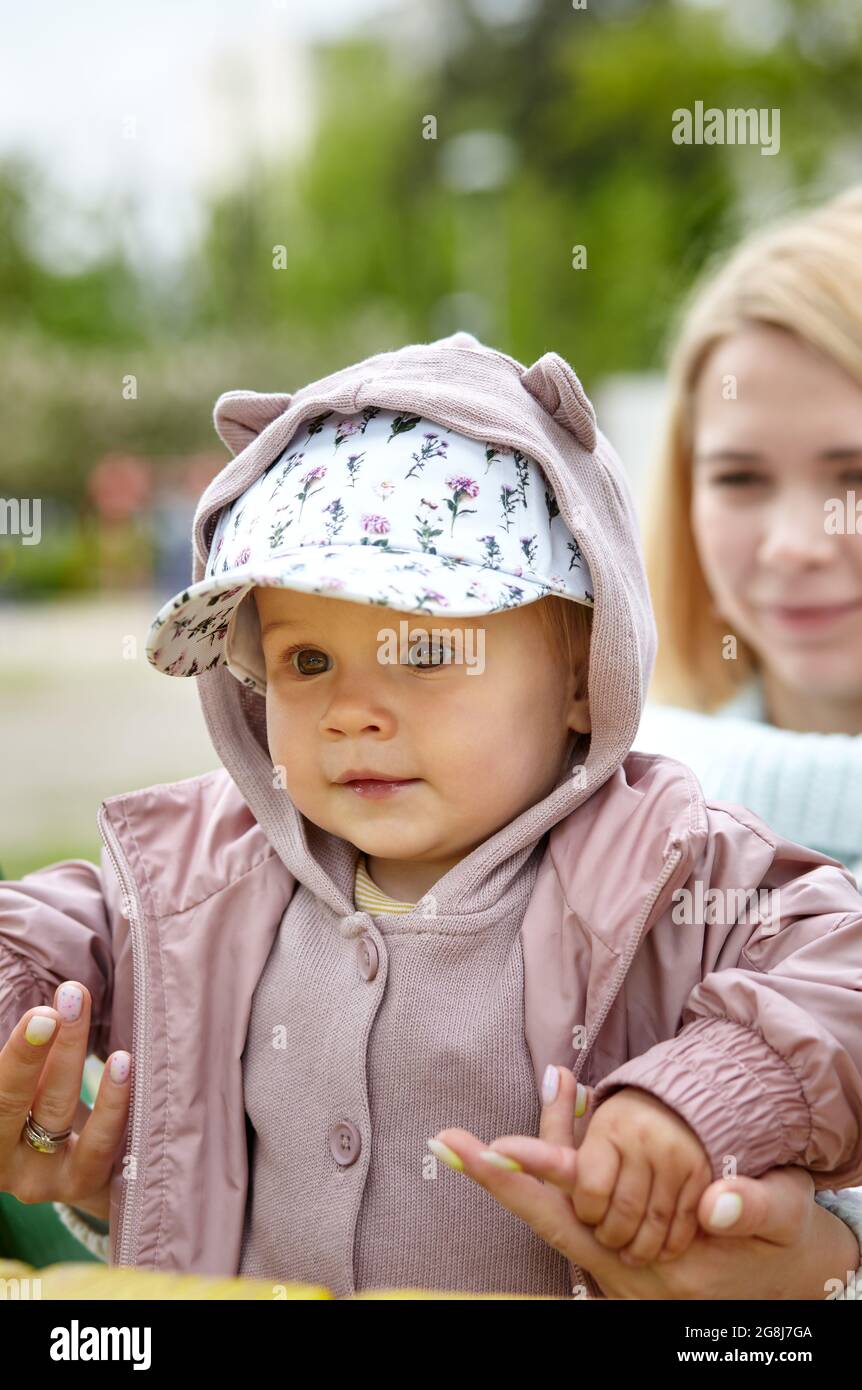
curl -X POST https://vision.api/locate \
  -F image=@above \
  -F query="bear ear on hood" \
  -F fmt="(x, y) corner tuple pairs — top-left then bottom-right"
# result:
(432, 329), (484, 351)
(520, 352), (598, 454)
(213, 390), (294, 456)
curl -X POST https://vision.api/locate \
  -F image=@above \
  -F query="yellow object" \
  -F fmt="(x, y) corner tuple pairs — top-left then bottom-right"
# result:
(426, 1138), (465, 1171)
(0, 1259), (557, 1300)
(0, 1260), (330, 1300)
(351, 1288), (557, 1299)
(478, 1151), (523, 1171)
(24, 1015), (57, 1045)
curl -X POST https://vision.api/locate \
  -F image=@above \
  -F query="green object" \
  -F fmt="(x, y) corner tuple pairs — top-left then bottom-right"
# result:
(0, 1190), (105, 1266)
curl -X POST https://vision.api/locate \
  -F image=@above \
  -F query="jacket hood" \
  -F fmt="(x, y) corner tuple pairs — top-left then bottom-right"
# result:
(191, 331), (657, 914)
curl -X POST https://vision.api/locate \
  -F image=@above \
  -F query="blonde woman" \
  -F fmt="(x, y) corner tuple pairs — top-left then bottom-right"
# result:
(633, 184), (862, 1287)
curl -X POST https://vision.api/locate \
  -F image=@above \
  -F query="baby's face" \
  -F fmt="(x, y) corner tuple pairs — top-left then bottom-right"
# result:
(253, 586), (590, 871)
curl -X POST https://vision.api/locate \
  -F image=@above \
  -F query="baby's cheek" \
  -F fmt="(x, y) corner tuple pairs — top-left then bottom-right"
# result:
(449, 754), (512, 815)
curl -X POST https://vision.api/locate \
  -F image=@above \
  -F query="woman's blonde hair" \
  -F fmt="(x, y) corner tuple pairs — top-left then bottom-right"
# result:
(645, 184), (862, 710)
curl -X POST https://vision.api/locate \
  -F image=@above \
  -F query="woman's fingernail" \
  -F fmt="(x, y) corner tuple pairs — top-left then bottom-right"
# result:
(575, 1083), (588, 1118)
(426, 1138), (465, 1171)
(478, 1150), (523, 1172)
(542, 1063), (559, 1104)
(25, 1013), (57, 1046)
(56, 983), (83, 1023)
(109, 1052), (131, 1084)
(708, 1192), (744, 1230)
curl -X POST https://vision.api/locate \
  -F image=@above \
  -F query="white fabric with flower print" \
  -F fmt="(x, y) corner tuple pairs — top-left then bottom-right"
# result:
(145, 406), (594, 696)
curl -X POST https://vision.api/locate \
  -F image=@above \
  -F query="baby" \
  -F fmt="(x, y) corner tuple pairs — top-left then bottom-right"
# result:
(2, 331), (861, 1297)
(251, 578), (714, 1267)
(144, 336), (862, 1291)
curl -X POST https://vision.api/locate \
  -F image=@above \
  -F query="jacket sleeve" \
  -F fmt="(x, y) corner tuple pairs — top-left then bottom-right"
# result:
(590, 805), (862, 1191)
(0, 849), (120, 1062)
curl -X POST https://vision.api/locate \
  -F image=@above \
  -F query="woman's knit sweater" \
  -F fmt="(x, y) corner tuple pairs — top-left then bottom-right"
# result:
(635, 680), (862, 886)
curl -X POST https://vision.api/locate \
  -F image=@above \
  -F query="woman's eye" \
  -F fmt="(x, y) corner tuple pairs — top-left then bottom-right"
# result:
(281, 645), (330, 676)
(838, 469), (862, 486)
(710, 471), (765, 487)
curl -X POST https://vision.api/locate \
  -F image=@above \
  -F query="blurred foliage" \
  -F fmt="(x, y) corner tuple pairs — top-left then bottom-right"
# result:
(0, 511), (159, 600)
(0, 509), (97, 598)
(0, 843), (103, 881)
(1, 0), (861, 548)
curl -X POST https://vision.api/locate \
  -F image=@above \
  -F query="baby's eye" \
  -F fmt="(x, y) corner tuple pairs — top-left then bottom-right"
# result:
(281, 645), (331, 676)
(404, 640), (451, 669)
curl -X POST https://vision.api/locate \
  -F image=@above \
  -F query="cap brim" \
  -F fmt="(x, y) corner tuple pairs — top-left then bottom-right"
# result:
(145, 542), (592, 691)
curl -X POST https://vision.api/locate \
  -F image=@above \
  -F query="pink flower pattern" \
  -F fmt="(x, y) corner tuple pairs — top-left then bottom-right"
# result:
(145, 405), (592, 691)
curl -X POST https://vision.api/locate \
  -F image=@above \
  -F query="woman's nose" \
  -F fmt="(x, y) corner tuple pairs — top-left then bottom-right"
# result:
(757, 492), (836, 572)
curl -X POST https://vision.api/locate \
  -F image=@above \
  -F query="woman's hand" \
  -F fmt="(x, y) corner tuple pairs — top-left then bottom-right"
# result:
(0, 983), (130, 1223)
(430, 1065), (861, 1300)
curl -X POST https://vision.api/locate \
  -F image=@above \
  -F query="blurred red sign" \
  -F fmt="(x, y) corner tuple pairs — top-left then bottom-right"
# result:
(88, 453), (152, 522)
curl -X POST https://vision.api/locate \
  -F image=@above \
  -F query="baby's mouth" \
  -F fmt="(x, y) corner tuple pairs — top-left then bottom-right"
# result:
(337, 777), (421, 799)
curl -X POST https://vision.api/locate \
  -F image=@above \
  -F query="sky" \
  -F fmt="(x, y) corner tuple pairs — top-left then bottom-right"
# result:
(0, 0), (402, 267)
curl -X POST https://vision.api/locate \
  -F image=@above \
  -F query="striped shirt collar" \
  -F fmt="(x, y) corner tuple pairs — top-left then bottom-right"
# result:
(353, 854), (418, 914)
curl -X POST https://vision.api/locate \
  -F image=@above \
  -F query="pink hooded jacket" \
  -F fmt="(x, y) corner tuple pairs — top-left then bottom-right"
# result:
(3, 332), (862, 1299)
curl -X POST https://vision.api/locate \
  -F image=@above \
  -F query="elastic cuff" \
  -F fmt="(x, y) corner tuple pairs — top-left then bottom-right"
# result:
(815, 1189), (862, 1300)
(53, 1202), (110, 1261)
(590, 1016), (811, 1180)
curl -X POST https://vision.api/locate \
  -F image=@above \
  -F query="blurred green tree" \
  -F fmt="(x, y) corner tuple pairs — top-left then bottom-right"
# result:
(1, 0), (861, 525)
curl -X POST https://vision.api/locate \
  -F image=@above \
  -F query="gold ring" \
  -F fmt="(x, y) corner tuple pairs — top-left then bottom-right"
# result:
(22, 1110), (73, 1154)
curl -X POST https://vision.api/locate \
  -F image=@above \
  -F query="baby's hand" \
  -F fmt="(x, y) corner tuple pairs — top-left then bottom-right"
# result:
(574, 1087), (713, 1265)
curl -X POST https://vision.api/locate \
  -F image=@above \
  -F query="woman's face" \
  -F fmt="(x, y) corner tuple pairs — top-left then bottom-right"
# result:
(690, 323), (862, 727)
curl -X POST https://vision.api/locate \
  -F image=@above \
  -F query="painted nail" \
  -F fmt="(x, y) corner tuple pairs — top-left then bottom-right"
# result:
(426, 1138), (465, 1171)
(109, 1052), (131, 1084)
(56, 983), (83, 1023)
(25, 1013), (57, 1046)
(575, 1083), (588, 1118)
(542, 1063), (559, 1105)
(478, 1150), (523, 1172)
(708, 1192), (744, 1230)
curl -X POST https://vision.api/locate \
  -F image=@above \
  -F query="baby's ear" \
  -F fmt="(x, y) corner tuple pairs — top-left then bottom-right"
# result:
(213, 390), (294, 455)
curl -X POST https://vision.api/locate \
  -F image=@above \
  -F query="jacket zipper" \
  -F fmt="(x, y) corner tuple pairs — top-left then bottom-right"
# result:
(568, 838), (688, 1299)
(97, 803), (148, 1268)
(93, 807), (690, 1290)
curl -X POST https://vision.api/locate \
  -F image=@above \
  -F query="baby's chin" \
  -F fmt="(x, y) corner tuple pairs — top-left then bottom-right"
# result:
(319, 808), (483, 866)
(293, 778), (518, 859)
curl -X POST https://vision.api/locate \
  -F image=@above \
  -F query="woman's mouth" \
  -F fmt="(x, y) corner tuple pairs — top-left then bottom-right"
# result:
(764, 598), (862, 630)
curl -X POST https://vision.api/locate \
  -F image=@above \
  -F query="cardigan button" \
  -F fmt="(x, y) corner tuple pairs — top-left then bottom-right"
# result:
(356, 935), (379, 981)
(329, 1121), (362, 1166)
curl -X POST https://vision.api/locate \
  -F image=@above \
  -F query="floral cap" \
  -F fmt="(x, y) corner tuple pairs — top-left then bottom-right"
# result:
(144, 405), (594, 695)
